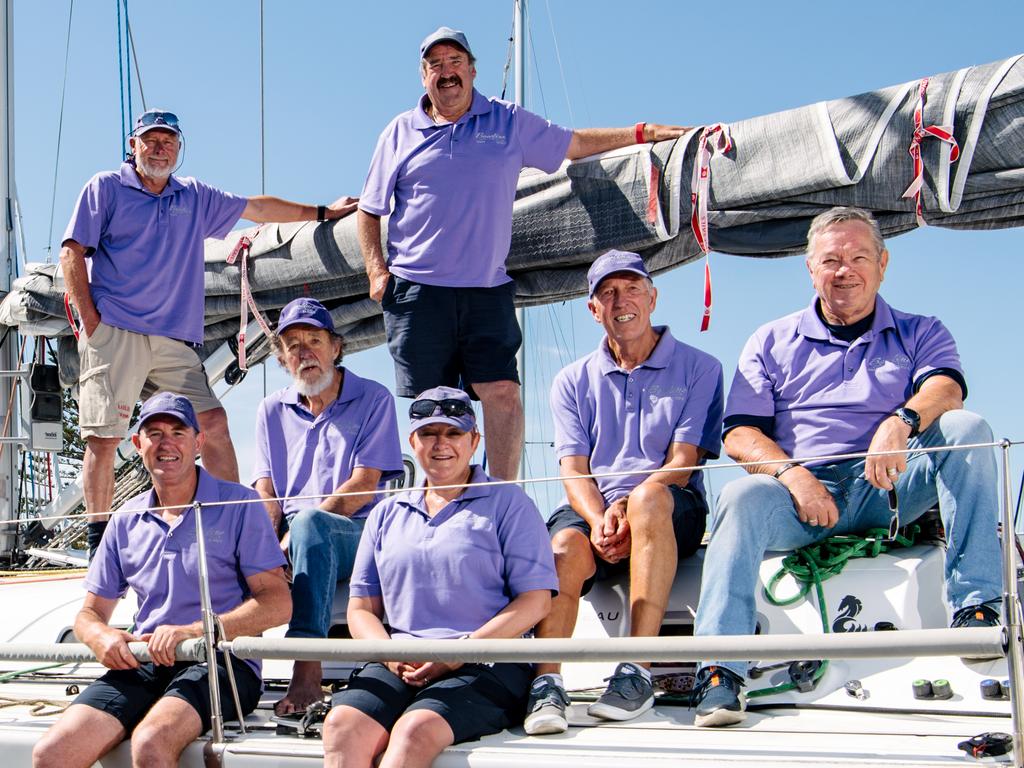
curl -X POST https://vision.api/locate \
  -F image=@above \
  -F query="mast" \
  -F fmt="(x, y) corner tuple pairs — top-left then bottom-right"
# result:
(514, 0), (527, 478)
(0, 0), (18, 555)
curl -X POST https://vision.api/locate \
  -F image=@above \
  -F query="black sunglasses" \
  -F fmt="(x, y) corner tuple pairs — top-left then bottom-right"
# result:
(136, 111), (180, 130)
(409, 398), (473, 419)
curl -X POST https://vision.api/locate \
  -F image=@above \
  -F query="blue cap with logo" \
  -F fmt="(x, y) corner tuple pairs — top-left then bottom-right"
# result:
(586, 249), (651, 296)
(420, 26), (473, 59)
(133, 109), (182, 138)
(277, 297), (336, 335)
(409, 386), (477, 432)
(138, 392), (201, 432)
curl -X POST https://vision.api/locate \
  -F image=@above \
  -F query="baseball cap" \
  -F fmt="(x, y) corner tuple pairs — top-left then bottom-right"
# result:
(133, 109), (182, 138)
(409, 386), (477, 432)
(420, 26), (473, 59)
(277, 298), (336, 335)
(138, 392), (200, 432)
(586, 250), (651, 296)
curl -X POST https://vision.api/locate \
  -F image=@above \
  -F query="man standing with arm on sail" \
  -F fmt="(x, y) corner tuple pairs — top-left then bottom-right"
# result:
(524, 251), (724, 735)
(358, 26), (689, 480)
(32, 392), (290, 768)
(253, 297), (404, 716)
(61, 109), (357, 559)
(691, 206), (1003, 728)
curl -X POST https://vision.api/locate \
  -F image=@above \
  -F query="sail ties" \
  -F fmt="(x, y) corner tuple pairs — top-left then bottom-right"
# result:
(901, 78), (959, 227)
(690, 123), (732, 331)
(226, 227), (273, 371)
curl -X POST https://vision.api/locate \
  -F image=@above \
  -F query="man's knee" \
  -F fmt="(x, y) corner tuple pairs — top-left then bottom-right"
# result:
(85, 436), (121, 460)
(625, 484), (673, 531)
(472, 379), (521, 407)
(390, 710), (452, 755)
(287, 508), (328, 547)
(714, 474), (786, 528)
(197, 406), (231, 440)
(32, 731), (68, 768)
(551, 528), (596, 591)
(932, 409), (993, 445)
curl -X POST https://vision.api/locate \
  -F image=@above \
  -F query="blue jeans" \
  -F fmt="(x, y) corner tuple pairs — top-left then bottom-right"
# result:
(285, 509), (366, 639)
(694, 410), (1002, 678)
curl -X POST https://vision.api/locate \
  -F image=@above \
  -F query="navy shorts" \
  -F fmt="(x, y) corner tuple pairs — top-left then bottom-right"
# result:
(73, 657), (261, 734)
(381, 276), (522, 399)
(547, 484), (708, 595)
(331, 661), (532, 744)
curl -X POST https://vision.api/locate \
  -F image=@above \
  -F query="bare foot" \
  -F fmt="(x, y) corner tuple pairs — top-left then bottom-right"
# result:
(274, 660), (325, 716)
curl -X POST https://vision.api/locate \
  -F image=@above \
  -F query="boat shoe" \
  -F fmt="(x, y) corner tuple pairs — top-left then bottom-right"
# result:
(693, 665), (747, 727)
(587, 662), (655, 721)
(524, 676), (571, 735)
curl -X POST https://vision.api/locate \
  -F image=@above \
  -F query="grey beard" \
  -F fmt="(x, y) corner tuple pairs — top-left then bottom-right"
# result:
(294, 367), (335, 397)
(135, 156), (172, 182)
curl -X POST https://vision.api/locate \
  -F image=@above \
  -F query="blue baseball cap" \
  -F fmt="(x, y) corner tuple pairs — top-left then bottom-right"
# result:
(409, 386), (477, 432)
(420, 26), (473, 59)
(138, 392), (201, 432)
(277, 298), (336, 335)
(586, 250), (651, 296)
(133, 109), (182, 138)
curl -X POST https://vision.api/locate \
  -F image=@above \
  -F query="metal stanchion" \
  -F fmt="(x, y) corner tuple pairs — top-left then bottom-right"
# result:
(192, 501), (226, 764)
(1000, 441), (1024, 768)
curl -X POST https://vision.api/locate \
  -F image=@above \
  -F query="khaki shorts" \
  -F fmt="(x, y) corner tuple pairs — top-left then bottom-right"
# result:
(77, 322), (221, 439)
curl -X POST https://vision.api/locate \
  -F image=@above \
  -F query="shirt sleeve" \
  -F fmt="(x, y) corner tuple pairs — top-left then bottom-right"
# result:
(359, 120), (401, 217)
(908, 317), (964, 388)
(724, 330), (777, 423)
(349, 501), (385, 598)
(250, 399), (273, 484)
(195, 181), (248, 240)
(82, 518), (128, 599)
(550, 366), (591, 459)
(514, 106), (573, 173)
(234, 491), (288, 578)
(495, 488), (559, 597)
(353, 388), (405, 482)
(672, 356), (725, 459)
(62, 174), (111, 252)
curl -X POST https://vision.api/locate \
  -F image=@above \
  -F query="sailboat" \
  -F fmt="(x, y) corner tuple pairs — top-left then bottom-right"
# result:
(0, 1), (1023, 765)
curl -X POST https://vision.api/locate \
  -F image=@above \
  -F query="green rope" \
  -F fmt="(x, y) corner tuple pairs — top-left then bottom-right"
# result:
(746, 526), (919, 699)
(0, 663), (68, 682)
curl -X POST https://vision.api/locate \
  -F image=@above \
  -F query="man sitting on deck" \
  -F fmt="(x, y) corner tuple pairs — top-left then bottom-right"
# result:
(253, 297), (404, 716)
(691, 206), (1003, 727)
(524, 250), (724, 735)
(32, 392), (290, 768)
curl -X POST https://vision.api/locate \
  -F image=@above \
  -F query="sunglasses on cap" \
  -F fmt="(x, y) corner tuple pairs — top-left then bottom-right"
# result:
(135, 111), (180, 130)
(409, 398), (474, 419)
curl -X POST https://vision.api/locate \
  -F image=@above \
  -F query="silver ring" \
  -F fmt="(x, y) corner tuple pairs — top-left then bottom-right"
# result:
(887, 468), (898, 477)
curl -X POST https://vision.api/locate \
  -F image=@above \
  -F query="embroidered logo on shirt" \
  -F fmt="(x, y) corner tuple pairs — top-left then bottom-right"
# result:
(475, 132), (507, 145)
(646, 384), (688, 406)
(868, 354), (912, 371)
(168, 205), (192, 216)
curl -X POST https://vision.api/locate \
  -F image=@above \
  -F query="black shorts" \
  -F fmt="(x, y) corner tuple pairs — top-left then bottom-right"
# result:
(546, 484), (707, 595)
(382, 276), (522, 399)
(331, 661), (532, 744)
(73, 657), (261, 734)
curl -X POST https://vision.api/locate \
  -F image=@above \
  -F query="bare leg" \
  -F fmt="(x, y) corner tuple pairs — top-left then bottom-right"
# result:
(129, 696), (203, 768)
(274, 660), (324, 716)
(32, 703), (125, 768)
(323, 705), (390, 768)
(534, 528), (596, 677)
(470, 380), (523, 481)
(625, 483), (677, 656)
(83, 436), (120, 521)
(196, 407), (239, 483)
(379, 709), (455, 768)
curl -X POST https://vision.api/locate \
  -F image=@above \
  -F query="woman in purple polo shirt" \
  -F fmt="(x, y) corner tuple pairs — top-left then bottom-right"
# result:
(322, 386), (557, 768)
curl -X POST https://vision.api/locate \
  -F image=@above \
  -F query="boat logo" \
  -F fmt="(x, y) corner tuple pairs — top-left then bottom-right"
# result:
(168, 204), (191, 216)
(832, 594), (870, 632)
(646, 384), (687, 406)
(475, 131), (507, 145)
(868, 354), (912, 370)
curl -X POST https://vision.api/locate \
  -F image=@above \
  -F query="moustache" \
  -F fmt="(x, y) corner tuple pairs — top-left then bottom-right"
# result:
(438, 76), (462, 88)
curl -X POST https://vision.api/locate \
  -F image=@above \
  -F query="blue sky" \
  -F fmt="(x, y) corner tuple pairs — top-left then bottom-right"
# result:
(10, 1), (1024, 511)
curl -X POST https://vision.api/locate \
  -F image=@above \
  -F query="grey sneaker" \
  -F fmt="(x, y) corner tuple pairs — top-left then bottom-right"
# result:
(587, 662), (654, 721)
(524, 677), (570, 735)
(693, 665), (746, 727)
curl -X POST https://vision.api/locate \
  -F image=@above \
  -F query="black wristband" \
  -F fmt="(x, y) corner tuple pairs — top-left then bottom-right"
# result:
(316, 204), (327, 222)
(773, 462), (799, 480)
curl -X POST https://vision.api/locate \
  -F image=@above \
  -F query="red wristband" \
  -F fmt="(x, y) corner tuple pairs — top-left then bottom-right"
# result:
(635, 122), (647, 144)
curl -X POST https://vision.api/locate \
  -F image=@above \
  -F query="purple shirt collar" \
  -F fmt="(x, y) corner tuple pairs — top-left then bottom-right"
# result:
(411, 88), (493, 130)
(136, 464), (215, 523)
(118, 161), (186, 197)
(796, 296), (896, 344)
(595, 325), (673, 375)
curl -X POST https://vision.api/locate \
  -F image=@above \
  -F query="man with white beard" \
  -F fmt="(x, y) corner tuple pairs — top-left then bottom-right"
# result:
(253, 297), (404, 716)
(61, 109), (356, 560)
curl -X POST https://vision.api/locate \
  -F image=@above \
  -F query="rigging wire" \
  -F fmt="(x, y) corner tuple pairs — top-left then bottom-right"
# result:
(259, 0), (267, 398)
(115, 0), (126, 151)
(44, 0), (75, 262)
(542, 0), (575, 128)
(121, 0), (145, 111)
(499, 4), (516, 101)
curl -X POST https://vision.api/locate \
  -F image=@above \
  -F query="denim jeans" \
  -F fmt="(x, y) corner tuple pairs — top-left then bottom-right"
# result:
(694, 410), (1002, 678)
(285, 508), (366, 639)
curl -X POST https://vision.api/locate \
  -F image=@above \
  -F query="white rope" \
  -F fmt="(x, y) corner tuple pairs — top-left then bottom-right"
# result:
(4, 439), (1014, 528)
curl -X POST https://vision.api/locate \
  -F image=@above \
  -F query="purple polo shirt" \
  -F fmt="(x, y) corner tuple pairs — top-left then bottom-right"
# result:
(550, 326), (724, 504)
(360, 89), (573, 288)
(84, 467), (286, 676)
(63, 163), (247, 344)
(349, 466), (557, 640)
(724, 295), (964, 466)
(252, 369), (404, 518)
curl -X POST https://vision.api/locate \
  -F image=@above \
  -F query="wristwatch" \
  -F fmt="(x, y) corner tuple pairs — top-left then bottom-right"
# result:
(893, 407), (921, 437)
